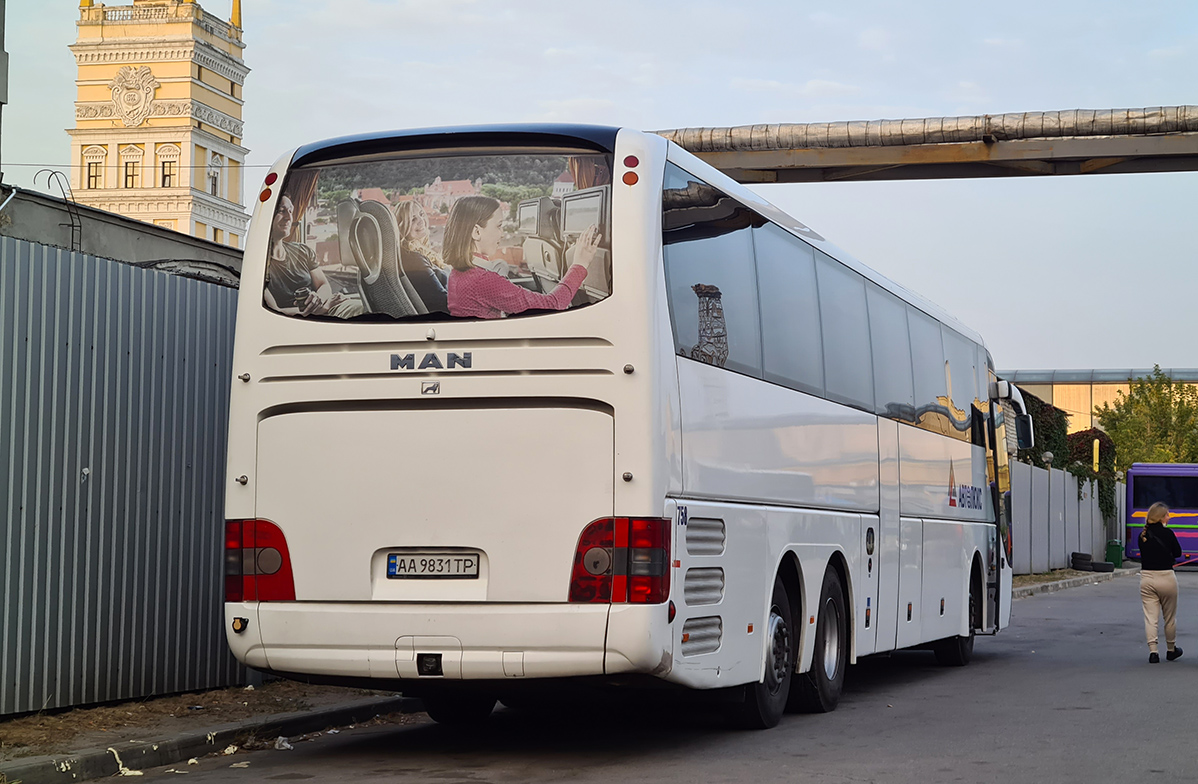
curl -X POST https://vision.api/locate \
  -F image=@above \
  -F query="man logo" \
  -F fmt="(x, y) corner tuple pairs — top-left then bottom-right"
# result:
(391, 352), (472, 371)
(421, 382), (440, 395)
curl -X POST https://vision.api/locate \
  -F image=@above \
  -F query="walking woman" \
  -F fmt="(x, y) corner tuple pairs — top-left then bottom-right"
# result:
(1140, 501), (1183, 663)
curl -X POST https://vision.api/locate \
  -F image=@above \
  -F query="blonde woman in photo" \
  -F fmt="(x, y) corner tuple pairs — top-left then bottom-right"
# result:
(394, 200), (449, 313)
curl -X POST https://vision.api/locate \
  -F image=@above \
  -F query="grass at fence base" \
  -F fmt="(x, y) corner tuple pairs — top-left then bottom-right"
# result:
(1012, 569), (1092, 588)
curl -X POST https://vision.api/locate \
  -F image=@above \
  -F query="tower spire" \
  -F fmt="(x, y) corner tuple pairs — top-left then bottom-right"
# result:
(80, 0), (93, 7)
(232, 0), (242, 28)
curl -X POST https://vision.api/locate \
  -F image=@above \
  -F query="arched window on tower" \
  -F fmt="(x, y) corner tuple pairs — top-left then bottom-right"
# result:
(208, 154), (224, 199)
(157, 144), (181, 188)
(82, 146), (107, 189)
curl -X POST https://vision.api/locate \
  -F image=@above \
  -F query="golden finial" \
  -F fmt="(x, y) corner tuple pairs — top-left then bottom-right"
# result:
(232, 0), (242, 28)
(79, 0), (93, 7)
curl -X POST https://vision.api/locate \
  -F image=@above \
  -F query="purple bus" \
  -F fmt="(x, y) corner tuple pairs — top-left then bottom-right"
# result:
(1126, 463), (1198, 564)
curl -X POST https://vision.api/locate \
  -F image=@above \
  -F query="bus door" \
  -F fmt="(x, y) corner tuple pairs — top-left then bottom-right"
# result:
(985, 400), (1013, 631)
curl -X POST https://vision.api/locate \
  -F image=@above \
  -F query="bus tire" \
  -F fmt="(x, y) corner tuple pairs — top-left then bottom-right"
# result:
(734, 575), (795, 729)
(423, 691), (497, 725)
(789, 567), (847, 714)
(934, 576), (978, 666)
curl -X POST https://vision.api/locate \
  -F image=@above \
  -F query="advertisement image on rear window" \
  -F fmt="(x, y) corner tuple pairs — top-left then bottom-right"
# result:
(263, 152), (614, 321)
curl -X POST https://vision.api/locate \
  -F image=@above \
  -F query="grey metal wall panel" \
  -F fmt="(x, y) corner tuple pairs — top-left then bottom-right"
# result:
(1030, 467), (1050, 573)
(1, 238), (242, 717)
(1049, 470), (1066, 569)
(1080, 479), (1094, 561)
(1117, 481), (1126, 551)
(1010, 460), (1032, 575)
(1088, 482), (1103, 561)
(1065, 474), (1080, 557)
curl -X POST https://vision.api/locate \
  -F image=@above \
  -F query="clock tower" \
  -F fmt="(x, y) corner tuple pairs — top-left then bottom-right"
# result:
(69, 0), (248, 247)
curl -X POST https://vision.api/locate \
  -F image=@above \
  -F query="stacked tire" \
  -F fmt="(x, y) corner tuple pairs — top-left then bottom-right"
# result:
(1072, 551), (1116, 572)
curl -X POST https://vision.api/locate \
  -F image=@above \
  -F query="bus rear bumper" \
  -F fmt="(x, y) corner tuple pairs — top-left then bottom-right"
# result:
(227, 602), (629, 682)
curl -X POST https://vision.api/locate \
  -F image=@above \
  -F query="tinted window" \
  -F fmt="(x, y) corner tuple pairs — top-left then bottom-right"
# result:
(908, 306), (947, 428)
(942, 326), (979, 410)
(977, 345), (992, 405)
(262, 151), (613, 322)
(815, 253), (874, 410)
(662, 164), (764, 377)
(754, 223), (823, 395)
(867, 286), (915, 421)
(1133, 475), (1198, 510)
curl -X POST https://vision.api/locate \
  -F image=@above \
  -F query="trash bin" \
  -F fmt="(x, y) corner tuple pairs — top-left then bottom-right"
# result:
(1106, 539), (1124, 569)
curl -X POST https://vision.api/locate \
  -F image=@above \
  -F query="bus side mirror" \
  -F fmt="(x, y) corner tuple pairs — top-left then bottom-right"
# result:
(1015, 414), (1034, 450)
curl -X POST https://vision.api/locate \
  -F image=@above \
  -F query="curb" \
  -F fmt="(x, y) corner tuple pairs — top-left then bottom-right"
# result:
(0, 695), (423, 784)
(1013, 565), (1140, 599)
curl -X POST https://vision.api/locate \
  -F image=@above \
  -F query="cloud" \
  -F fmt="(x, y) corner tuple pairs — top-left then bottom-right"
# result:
(1147, 46), (1186, 60)
(730, 78), (860, 98)
(534, 98), (620, 124)
(858, 28), (892, 51)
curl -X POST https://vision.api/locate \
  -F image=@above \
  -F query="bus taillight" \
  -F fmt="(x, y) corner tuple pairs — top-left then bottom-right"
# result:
(569, 518), (670, 604)
(626, 517), (670, 604)
(224, 520), (296, 602)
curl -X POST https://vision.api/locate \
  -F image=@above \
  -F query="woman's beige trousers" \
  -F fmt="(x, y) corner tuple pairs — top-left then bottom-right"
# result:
(1141, 569), (1179, 653)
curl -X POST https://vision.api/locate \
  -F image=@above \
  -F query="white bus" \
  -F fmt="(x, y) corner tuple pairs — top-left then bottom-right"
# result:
(224, 125), (1034, 729)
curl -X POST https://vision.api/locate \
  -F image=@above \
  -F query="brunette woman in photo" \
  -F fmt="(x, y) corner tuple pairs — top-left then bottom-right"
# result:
(394, 200), (449, 313)
(1140, 501), (1183, 663)
(444, 195), (599, 319)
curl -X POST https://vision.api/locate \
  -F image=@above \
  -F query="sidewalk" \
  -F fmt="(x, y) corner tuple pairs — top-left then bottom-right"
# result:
(0, 694), (424, 784)
(1013, 564), (1140, 599)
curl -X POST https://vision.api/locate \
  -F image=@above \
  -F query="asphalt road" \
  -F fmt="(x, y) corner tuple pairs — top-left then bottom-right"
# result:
(143, 572), (1198, 783)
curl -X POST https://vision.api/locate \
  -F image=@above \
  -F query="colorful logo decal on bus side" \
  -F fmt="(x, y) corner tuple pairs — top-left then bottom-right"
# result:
(948, 459), (985, 510)
(390, 352), (472, 371)
(948, 461), (957, 507)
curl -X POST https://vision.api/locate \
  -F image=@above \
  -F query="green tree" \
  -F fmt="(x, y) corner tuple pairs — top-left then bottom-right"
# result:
(1094, 366), (1198, 465)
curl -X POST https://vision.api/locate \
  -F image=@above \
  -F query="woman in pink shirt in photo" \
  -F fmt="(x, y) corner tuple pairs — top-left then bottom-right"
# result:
(444, 195), (600, 319)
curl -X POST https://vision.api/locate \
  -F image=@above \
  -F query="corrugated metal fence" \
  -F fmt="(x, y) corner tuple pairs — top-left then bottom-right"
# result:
(1, 237), (243, 717)
(1009, 461), (1125, 574)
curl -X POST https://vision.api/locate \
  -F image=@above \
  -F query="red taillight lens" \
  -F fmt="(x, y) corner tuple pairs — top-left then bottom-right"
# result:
(627, 517), (670, 603)
(568, 519), (614, 603)
(569, 518), (670, 604)
(224, 521), (244, 602)
(224, 520), (296, 602)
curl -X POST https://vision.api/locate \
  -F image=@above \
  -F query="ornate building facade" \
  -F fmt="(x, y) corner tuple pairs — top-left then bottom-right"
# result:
(69, 0), (248, 247)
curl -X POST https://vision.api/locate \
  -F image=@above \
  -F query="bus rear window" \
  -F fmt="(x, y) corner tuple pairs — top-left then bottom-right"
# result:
(1132, 475), (1198, 510)
(264, 151), (613, 321)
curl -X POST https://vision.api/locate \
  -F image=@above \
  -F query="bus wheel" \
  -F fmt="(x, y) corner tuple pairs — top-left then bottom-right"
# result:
(789, 567), (847, 713)
(423, 691), (497, 725)
(934, 577), (978, 667)
(734, 575), (795, 729)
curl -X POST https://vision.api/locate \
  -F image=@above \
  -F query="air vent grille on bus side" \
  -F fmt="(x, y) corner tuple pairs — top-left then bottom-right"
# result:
(680, 616), (722, 656)
(683, 568), (725, 606)
(685, 518), (726, 556)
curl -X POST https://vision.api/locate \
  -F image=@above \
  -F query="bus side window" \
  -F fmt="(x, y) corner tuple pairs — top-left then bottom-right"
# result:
(754, 223), (824, 397)
(867, 285), (915, 422)
(662, 164), (764, 377)
(815, 252), (874, 411)
(909, 307), (948, 433)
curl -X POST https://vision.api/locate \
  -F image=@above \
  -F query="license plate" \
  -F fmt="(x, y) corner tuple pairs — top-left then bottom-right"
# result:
(387, 552), (479, 579)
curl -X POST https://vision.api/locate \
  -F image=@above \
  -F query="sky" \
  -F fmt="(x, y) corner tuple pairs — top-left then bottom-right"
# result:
(3, 1), (1196, 370)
